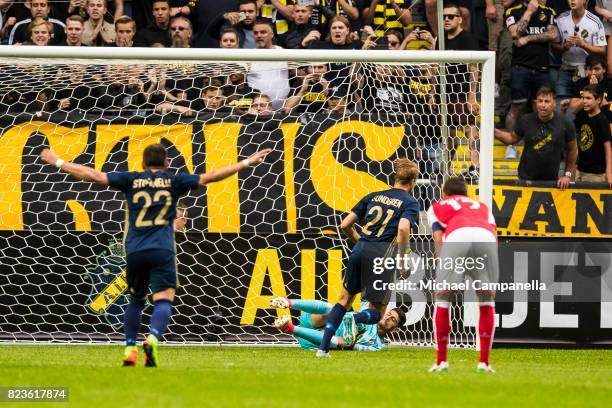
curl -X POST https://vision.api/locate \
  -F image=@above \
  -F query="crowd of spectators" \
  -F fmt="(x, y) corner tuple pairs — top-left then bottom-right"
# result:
(0, 0), (611, 186)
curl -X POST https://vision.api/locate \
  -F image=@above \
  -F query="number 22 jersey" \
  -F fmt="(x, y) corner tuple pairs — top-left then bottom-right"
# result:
(107, 170), (199, 255)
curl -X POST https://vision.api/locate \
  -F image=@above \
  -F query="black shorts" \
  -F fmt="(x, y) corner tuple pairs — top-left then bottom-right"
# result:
(126, 249), (177, 299)
(344, 241), (394, 305)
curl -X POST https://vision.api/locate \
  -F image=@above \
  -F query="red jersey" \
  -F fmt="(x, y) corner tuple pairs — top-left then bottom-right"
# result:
(427, 195), (497, 238)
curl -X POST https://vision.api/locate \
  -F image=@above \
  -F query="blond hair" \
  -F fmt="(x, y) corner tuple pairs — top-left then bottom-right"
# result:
(394, 158), (419, 184)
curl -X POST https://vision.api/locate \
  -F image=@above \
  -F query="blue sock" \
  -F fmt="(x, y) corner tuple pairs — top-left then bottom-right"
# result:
(318, 303), (347, 352)
(290, 299), (333, 315)
(352, 309), (381, 325)
(124, 299), (144, 346)
(150, 299), (173, 340)
(293, 326), (339, 349)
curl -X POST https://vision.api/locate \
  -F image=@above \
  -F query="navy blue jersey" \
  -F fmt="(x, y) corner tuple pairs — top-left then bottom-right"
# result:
(107, 170), (199, 255)
(351, 188), (420, 242)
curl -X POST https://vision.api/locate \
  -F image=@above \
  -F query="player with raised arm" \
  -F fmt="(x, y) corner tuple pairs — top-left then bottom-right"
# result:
(427, 177), (498, 373)
(315, 159), (420, 358)
(40, 143), (271, 367)
(270, 297), (406, 351)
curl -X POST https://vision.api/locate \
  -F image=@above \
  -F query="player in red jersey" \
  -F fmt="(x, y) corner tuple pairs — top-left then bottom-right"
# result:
(426, 177), (498, 373)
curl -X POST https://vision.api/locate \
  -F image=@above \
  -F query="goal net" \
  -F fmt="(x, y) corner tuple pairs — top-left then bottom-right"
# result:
(0, 47), (494, 346)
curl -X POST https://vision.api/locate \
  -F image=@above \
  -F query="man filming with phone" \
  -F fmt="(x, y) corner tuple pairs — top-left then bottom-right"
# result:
(207, 0), (259, 48)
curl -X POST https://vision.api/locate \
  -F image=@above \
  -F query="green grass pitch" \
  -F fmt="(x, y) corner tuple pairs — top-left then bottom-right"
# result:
(1, 345), (610, 407)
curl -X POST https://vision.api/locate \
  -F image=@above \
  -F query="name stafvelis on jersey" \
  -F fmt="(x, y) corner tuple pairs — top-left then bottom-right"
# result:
(132, 178), (172, 189)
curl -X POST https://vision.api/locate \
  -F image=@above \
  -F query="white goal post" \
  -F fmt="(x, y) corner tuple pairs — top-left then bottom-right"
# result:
(0, 46), (495, 346)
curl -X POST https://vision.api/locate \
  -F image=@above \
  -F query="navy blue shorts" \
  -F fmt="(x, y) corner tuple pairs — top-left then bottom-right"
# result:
(126, 249), (177, 299)
(344, 241), (394, 305)
(510, 65), (551, 104)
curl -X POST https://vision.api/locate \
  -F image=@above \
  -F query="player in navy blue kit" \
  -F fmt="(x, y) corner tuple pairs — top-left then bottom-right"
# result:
(316, 159), (420, 358)
(40, 144), (271, 367)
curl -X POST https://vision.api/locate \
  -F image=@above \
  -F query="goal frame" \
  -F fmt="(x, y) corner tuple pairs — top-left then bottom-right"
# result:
(0, 46), (495, 207)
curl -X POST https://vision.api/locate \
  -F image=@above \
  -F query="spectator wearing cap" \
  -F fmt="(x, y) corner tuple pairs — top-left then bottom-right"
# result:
(552, 0), (606, 115)
(114, 15), (136, 47)
(279, 3), (319, 49)
(82, 0), (115, 46)
(284, 64), (330, 113)
(134, 0), (172, 47)
(247, 19), (290, 110)
(59, 14), (85, 46)
(207, 0), (257, 48)
(8, 0), (65, 45)
(363, 0), (412, 37)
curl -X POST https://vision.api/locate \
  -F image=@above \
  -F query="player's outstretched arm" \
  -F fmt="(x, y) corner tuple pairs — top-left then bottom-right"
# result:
(199, 148), (272, 186)
(40, 149), (109, 186)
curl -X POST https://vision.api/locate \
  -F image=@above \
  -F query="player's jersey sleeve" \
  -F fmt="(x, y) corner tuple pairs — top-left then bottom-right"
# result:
(593, 16), (607, 46)
(427, 204), (446, 233)
(505, 6), (521, 28)
(107, 171), (134, 193)
(351, 193), (373, 219)
(173, 173), (200, 196)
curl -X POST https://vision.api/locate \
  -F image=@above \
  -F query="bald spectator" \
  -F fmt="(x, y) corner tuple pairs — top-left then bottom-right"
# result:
(8, 0), (65, 45)
(82, 0), (116, 46)
(134, 0), (172, 47)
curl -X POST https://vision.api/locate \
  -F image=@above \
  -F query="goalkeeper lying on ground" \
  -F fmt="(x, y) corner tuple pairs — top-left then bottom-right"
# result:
(270, 298), (406, 351)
